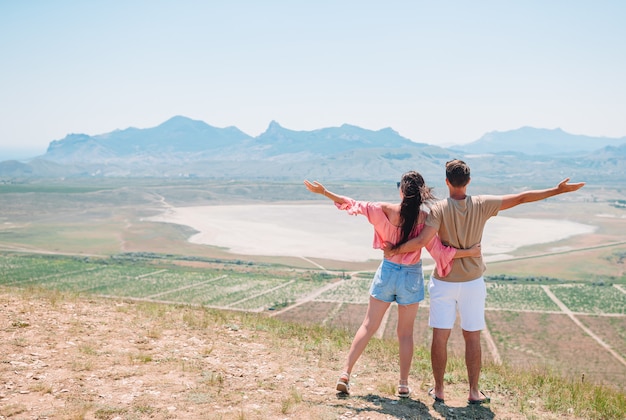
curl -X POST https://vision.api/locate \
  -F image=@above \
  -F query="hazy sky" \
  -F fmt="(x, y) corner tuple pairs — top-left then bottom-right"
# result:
(1, 1), (625, 158)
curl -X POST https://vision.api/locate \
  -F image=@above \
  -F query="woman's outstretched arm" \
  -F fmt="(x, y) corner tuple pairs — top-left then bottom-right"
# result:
(304, 180), (349, 205)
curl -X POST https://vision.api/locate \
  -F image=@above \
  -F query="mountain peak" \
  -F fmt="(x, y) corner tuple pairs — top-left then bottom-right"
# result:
(158, 116), (209, 130)
(258, 120), (289, 138)
(267, 120), (283, 130)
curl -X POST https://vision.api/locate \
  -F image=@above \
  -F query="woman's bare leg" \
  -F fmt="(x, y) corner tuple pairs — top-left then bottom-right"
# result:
(341, 296), (391, 375)
(396, 302), (420, 384)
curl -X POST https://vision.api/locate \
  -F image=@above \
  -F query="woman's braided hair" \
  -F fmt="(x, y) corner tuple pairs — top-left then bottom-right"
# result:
(398, 171), (436, 246)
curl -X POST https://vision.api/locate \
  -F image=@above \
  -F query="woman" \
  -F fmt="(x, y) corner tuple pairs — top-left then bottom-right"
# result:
(304, 171), (480, 398)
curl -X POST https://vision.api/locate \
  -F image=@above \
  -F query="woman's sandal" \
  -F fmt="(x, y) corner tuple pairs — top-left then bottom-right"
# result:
(397, 383), (411, 398)
(336, 372), (350, 394)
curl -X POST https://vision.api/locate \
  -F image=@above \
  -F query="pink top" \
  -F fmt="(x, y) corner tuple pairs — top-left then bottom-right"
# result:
(335, 197), (456, 277)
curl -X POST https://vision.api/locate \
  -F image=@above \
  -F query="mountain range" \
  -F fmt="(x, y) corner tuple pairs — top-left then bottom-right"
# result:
(452, 127), (626, 155)
(1, 116), (625, 185)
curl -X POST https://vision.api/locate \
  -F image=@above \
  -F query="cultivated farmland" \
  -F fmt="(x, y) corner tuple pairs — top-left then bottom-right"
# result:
(550, 283), (626, 314)
(486, 283), (560, 311)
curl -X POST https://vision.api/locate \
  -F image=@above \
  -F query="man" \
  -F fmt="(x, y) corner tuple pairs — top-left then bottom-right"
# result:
(384, 159), (585, 405)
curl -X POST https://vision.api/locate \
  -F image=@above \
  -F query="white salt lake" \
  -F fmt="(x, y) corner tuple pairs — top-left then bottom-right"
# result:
(147, 203), (597, 263)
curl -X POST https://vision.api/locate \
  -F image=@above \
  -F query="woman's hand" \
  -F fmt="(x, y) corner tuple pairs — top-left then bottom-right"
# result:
(304, 180), (326, 195)
(382, 241), (397, 258)
(467, 243), (482, 257)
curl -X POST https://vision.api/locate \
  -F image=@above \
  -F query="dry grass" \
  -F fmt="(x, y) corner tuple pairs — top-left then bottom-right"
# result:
(1, 287), (624, 419)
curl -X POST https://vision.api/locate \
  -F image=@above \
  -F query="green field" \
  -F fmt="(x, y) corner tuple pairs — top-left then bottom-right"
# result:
(486, 283), (561, 311)
(0, 253), (313, 311)
(550, 283), (626, 314)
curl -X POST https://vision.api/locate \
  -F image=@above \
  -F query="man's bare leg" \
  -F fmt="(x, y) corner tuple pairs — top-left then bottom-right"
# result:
(463, 329), (483, 402)
(430, 327), (451, 401)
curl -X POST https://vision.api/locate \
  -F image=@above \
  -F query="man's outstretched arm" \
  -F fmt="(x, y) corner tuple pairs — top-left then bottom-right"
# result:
(500, 178), (585, 211)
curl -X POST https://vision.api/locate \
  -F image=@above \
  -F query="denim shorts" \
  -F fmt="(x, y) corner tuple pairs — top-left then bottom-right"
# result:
(369, 259), (424, 305)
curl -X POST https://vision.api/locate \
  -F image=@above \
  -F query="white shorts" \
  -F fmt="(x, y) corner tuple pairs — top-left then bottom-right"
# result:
(428, 276), (486, 331)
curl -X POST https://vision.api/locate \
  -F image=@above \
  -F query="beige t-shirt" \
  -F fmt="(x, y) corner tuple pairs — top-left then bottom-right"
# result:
(426, 195), (501, 282)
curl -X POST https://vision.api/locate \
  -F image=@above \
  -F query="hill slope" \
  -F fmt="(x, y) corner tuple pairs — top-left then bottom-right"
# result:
(2, 288), (623, 419)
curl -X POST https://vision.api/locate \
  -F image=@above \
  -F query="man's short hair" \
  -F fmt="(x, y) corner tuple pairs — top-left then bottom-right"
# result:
(446, 159), (471, 187)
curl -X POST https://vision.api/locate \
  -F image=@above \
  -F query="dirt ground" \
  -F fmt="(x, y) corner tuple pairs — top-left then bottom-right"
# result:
(1, 289), (590, 420)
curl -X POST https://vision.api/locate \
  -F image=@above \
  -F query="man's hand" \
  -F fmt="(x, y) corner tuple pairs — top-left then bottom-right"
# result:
(556, 178), (585, 194)
(382, 241), (397, 258)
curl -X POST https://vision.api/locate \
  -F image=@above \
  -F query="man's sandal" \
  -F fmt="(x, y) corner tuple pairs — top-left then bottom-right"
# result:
(428, 387), (445, 403)
(468, 390), (491, 405)
(336, 372), (350, 394)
